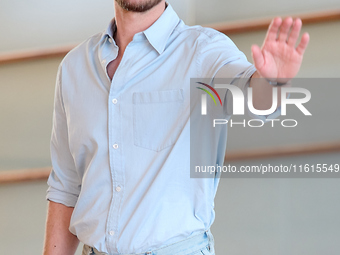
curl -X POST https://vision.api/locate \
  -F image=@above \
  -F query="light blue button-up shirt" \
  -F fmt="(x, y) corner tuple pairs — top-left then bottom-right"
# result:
(46, 3), (275, 254)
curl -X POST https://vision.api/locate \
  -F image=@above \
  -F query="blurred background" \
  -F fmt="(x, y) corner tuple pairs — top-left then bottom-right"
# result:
(0, 0), (339, 254)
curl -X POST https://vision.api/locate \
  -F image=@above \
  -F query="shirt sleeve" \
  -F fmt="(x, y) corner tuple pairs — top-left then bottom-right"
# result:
(197, 31), (281, 121)
(215, 63), (282, 121)
(46, 63), (81, 207)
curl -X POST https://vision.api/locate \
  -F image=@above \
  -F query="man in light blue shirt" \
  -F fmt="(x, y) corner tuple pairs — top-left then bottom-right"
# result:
(43, 1), (309, 254)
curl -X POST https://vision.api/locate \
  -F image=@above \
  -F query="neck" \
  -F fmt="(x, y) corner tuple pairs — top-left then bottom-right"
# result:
(113, 1), (166, 50)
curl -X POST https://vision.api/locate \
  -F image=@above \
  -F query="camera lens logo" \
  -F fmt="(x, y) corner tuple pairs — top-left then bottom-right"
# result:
(196, 82), (222, 106)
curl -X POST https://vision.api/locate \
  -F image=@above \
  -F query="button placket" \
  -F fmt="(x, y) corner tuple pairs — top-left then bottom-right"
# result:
(105, 40), (137, 254)
(106, 93), (122, 253)
(106, 47), (131, 254)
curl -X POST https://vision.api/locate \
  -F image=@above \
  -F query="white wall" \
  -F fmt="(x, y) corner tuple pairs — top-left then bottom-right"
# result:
(1, 0), (339, 52)
(0, 0), (189, 52)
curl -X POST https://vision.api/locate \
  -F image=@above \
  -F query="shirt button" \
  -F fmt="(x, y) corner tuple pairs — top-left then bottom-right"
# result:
(101, 60), (106, 65)
(108, 37), (113, 44)
(116, 186), (122, 192)
(113, 144), (119, 149)
(109, 231), (114, 236)
(112, 98), (118, 104)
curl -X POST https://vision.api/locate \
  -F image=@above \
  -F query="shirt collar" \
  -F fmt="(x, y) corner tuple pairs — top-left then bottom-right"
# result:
(100, 2), (180, 55)
(101, 18), (117, 44)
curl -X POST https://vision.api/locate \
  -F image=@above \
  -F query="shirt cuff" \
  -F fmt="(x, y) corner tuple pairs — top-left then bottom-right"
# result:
(245, 80), (291, 122)
(46, 186), (78, 207)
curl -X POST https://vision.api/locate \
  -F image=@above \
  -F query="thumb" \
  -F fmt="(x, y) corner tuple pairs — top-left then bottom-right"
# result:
(251, 44), (264, 70)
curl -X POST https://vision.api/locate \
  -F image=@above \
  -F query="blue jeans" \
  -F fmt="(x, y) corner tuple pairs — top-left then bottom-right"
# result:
(82, 230), (215, 255)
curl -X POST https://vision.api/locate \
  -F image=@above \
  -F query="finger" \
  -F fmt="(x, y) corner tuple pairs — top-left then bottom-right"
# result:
(251, 44), (265, 70)
(278, 17), (293, 42)
(264, 17), (282, 43)
(296, 32), (310, 55)
(287, 18), (302, 47)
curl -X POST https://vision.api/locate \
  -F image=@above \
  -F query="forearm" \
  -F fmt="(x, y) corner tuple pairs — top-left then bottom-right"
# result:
(249, 71), (290, 110)
(43, 201), (79, 255)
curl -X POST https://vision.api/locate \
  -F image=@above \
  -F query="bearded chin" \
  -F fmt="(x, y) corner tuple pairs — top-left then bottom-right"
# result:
(115, 0), (163, 12)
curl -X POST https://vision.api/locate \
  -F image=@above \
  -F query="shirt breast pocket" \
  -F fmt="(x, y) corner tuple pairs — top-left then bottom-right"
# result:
(133, 89), (184, 152)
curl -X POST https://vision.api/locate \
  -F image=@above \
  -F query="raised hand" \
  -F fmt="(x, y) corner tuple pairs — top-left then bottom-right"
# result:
(251, 17), (310, 83)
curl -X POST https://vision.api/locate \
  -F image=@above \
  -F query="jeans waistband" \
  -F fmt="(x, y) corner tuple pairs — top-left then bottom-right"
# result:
(83, 229), (214, 255)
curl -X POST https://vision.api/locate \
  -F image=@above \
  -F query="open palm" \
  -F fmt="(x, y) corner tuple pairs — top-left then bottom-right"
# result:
(251, 17), (310, 83)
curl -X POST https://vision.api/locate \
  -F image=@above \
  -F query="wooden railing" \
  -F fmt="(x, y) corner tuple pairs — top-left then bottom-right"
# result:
(0, 9), (339, 65)
(224, 142), (340, 162)
(209, 9), (340, 35)
(0, 167), (51, 184)
(1, 141), (339, 184)
(0, 44), (76, 65)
